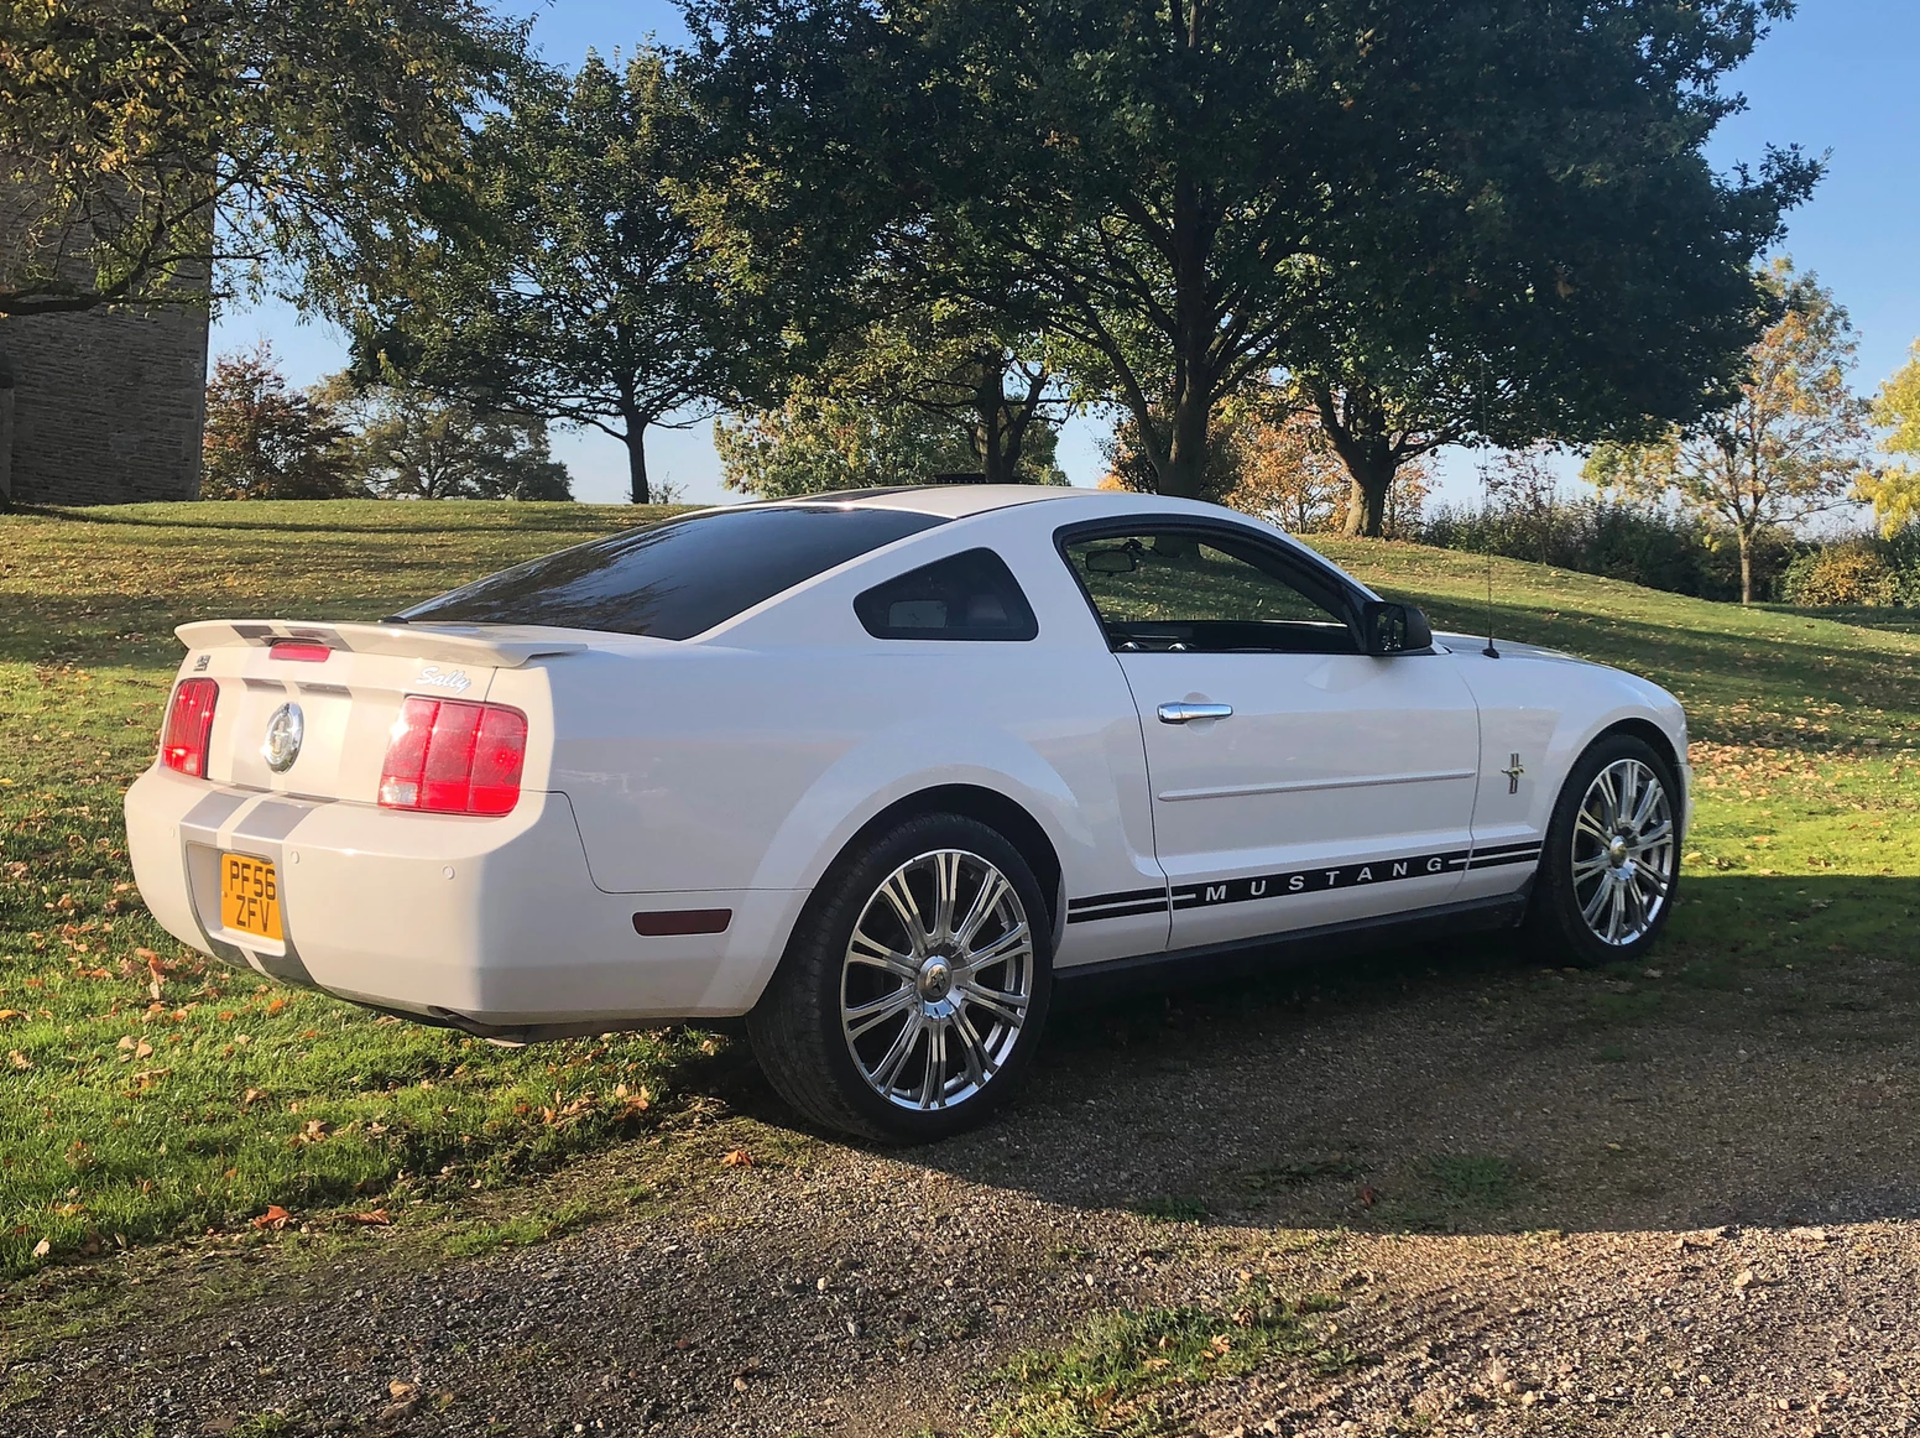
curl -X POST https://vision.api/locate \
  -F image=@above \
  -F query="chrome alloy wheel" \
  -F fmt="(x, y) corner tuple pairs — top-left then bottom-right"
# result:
(840, 848), (1036, 1111)
(1570, 757), (1676, 946)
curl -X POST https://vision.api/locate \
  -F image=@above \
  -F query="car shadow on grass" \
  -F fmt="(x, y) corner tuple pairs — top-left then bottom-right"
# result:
(735, 874), (1920, 1240)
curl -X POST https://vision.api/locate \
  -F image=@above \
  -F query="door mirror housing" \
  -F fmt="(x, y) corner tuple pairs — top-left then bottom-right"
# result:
(1361, 601), (1433, 655)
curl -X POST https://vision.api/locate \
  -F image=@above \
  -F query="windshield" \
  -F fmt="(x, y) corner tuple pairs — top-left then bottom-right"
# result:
(397, 505), (948, 639)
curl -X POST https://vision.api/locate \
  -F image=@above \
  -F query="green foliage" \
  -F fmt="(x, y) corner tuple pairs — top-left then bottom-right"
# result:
(322, 376), (573, 502)
(685, 0), (1815, 510)
(0, 0), (531, 316)
(715, 372), (1069, 497)
(359, 50), (747, 503)
(1418, 491), (1799, 603)
(200, 344), (358, 501)
(789, 305), (1073, 485)
(715, 389), (979, 496)
(984, 1292), (1348, 1438)
(1585, 260), (1875, 602)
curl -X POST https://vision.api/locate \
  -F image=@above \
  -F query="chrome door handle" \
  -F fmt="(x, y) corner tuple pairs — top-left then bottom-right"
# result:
(1157, 701), (1233, 724)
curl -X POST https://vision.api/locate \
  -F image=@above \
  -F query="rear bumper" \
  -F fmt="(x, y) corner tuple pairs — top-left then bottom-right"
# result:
(124, 766), (803, 1028)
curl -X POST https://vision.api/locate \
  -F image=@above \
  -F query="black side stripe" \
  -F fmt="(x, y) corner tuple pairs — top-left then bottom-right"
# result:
(1067, 899), (1170, 924)
(1068, 885), (1165, 913)
(1067, 884), (1172, 925)
(1464, 847), (1542, 870)
(1068, 840), (1545, 924)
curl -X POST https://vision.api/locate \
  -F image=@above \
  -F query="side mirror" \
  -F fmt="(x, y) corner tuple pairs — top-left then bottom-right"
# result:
(1084, 548), (1137, 575)
(1362, 601), (1433, 655)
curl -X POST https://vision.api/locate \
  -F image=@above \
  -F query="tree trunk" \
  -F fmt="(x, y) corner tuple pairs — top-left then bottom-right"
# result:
(1159, 384), (1213, 499)
(975, 362), (1011, 484)
(1738, 527), (1754, 605)
(625, 429), (650, 505)
(1156, 166), (1215, 501)
(1341, 454), (1396, 538)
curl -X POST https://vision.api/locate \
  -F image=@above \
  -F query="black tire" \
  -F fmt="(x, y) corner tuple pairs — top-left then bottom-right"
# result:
(747, 812), (1054, 1143)
(1524, 731), (1683, 967)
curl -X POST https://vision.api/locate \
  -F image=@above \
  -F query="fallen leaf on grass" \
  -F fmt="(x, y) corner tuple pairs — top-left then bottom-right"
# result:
(720, 1149), (754, 1168)
(346, 1209), (391, 1226)
(9, 1051), (29, 1070)
(251, 1205), (293, 1231)
(31, 1238), (50, 1259)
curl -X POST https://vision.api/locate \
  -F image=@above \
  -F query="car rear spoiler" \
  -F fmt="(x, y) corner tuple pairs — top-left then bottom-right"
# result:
(175, 620), (589, 669)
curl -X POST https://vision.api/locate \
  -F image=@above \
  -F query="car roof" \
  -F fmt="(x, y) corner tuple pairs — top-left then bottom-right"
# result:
(742, 483), (1085, 519)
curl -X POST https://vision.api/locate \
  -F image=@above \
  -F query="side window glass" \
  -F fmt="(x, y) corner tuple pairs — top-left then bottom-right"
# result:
(1062, 531), (1357, 654)
(855, 548), (1039, 641)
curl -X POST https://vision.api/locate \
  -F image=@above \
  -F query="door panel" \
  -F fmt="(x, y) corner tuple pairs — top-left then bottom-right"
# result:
(1121, 652), (1480, 947)
(1058, 523), (1480, 951)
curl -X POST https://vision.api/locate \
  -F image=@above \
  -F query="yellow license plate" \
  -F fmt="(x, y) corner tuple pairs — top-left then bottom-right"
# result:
(219, 853), (284, 941)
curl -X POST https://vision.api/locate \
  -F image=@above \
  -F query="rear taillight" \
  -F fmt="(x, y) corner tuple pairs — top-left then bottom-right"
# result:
(378, 698), (527, 816)
(160, 678), (219, 778)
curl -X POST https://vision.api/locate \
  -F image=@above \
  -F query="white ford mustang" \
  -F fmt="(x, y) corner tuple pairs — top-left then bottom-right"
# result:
(126, 486), (1688, 1139)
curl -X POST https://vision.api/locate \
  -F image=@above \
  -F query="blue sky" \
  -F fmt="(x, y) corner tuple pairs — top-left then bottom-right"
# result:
(213, 0), (1920, 507)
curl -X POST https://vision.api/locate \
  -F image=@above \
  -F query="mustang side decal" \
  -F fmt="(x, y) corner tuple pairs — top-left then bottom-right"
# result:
(1067, 840), (1545, 923)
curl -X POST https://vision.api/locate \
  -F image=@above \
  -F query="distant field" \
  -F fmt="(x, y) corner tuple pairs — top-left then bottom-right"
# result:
(1, 499), (1917, 1283)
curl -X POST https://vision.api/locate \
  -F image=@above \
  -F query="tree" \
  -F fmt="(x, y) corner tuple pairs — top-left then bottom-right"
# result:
(819, 306), (1072, 485)
(1584, 261), (1872, 603)
(357, 51), (747, 503)
(1104, 395), (1425, 533)
(321, 377), (573, 501)
(201, 344), (356, 500)
(716, 382), (1066, 497)
(1857, 341), (1920, 536)
(683, 0), (1815, 512)
(0, 0), (529, 316)
(1226, 404), (1428, 538)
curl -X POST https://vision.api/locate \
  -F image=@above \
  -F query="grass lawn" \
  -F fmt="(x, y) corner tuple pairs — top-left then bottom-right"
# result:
(2, 500), (1918, 1287)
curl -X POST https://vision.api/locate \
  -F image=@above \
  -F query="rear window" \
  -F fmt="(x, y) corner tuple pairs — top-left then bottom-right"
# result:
(396, 505), (947, 639)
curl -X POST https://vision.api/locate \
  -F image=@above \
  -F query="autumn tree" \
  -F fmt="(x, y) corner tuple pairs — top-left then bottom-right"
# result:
(683, 0), (1814, 513)
(0, 0), (529, 316)
(1857, 341), (1920, 536)
(1105, 396), (1425, 534)
(1584, 261), (1873, 603)
(357, 51), (749, 503)
(201, 344), (356, 500)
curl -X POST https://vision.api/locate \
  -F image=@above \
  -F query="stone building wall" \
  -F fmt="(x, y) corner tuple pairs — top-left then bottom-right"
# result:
(0, 301), (209, 506)
(0, 172), (211, 507)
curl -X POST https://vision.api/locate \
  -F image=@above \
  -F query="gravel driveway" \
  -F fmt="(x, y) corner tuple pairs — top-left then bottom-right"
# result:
(8, 938), (1920, 1437)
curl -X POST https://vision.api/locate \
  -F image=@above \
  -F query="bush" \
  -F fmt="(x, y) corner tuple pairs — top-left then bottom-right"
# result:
(1779, 539), (1909, 608)
(1417, 496), (1777, 602)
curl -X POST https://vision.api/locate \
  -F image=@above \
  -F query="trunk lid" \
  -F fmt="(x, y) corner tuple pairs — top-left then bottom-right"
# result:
(174, 620), (585, 805)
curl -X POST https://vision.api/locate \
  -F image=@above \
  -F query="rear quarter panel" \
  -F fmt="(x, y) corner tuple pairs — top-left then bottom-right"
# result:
(536, 508), (1170, 970)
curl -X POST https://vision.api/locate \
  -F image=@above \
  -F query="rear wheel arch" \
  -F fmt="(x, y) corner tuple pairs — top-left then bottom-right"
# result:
(829, 784), (1064, 935)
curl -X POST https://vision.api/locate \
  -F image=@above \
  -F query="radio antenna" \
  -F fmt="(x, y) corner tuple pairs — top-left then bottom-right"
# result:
(1482, 549), (1500, 659)
(1478, 459), (1501, 659)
